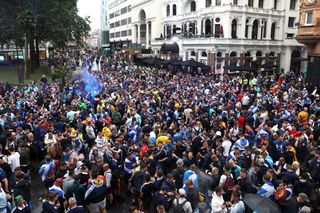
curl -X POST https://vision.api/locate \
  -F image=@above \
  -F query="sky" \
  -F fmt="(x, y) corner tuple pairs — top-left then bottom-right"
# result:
(77, 0), (101, 31)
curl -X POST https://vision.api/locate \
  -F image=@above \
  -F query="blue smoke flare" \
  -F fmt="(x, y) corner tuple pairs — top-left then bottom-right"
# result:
(81, 64), (102, 96)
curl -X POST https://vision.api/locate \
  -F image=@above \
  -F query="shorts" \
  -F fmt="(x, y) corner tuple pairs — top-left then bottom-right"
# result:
(88, 198), (106, 213)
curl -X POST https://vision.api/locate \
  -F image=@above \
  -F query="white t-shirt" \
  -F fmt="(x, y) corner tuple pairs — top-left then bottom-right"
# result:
(8, 152), (20, 172)
(222, 140), (232, 157)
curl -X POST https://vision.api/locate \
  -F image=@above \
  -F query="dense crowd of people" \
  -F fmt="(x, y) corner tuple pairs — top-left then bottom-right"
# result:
(0, 52), (319, 213)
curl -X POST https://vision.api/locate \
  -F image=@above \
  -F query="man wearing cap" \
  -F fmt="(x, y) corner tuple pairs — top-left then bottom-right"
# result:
(172, 188), (192, 213)
(11, 195), (31, 213)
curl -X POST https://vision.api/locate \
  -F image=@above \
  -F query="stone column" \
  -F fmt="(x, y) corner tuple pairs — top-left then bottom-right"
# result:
(240, 53), (244, 65)
(266, 17), (272, 40)
(248, 24), (252, 39)
(137, 24), (141, 45)
(224, 53), (230, 74)
(258, 24), (262, 40)
(132, 24), (137, 44)
(195, 51), (199, 61)
(146, 22), (150, 48)
(185, 51), (189, 60)
(241, 15), (247, 39)
(212, 53), (216, 73)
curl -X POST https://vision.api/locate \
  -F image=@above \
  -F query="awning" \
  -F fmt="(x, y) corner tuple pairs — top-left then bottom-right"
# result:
(260, 62), (279, 69)
(160, 43), (179, 54)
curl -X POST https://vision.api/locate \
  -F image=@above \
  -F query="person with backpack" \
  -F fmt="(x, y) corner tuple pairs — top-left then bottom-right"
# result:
(219, 165), (235, 201)
(171, 188), (192, 213)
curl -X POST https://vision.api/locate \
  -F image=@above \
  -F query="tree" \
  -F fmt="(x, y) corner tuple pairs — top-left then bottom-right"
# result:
(0, 0), (91, 78)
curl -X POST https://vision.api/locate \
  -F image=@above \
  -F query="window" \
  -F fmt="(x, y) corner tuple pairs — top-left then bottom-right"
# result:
(202, 52), (207, 57)
(128, 29), (132, 36)
(273, 0), (277, 9)
(191, 1), (196, 12)
(216, 0), (221, 6)
(206, 0), (212, 7)
(191, 51), (196, 56)
(248, 0), (254, 7)
(288, 17), (295, 27)
(121, 7), (127, 14)
(287, 33), (294, 39)
(115, 21), (120, 27)
(290, 0), (297, 10)
(110, 33), (114, 38)
(305, 11), (313, 25)
(121, 30), (127, 37)
(231, 19), (237, 39)
(173, 4), (177, 15)
(233, 0), (238, 5)
(121, 19), (127, 26)
(128, 18), (131, 24)
(116, 32), (120, 37)
(115, 10), (120, 17)
(110, 13), (114, 19)
(252, 20), (259, 39)
(128, 5), (131, 11)
(258, 0), (263, 8)
(110, 23), (115, 28)
(271, 22), (276, 40)
(166, 5), (170, 16)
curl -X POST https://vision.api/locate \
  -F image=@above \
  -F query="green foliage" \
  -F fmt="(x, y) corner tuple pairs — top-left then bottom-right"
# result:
(0, 0), (91, 48)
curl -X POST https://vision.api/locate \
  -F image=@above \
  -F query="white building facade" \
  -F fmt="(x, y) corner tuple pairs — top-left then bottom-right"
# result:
(108, 0), (132, 50)
(135, 0), (306, 73)
(130, 0), (164, 50)
(100, 0), (110, 47)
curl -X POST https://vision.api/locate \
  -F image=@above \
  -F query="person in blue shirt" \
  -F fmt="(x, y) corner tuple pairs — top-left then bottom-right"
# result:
(257, 174), (275, 199)
(273, 135), (286, 160)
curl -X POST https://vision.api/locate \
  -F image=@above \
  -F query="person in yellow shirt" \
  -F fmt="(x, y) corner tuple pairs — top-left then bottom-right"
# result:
(102, 125), (112, 141)
(156, 135), (169, 145)
(297, 107), (309, 124)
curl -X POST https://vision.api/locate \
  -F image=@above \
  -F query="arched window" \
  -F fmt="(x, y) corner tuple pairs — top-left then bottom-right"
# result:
(233, 0), (238, 5)
(191, 51), (196, 56)
(216, 0), (221, 6)
(269, 52), (275, 57)
(263, 20), (267, 38)
(248, 0), (254, 7)
(256, 51), (262, 57)
(202, 51), (207, 57)
(166, 25), (171, 38)
(173, 24), (177, 34)
(217, 52), (222, 57)
(231, 19), (237, 39)
(252, 20), (259, 39)
(173, 4), (177, 15)
(139, 10), (146, 21)
(205, 19), (212, 35)
(230, 52), (237, 66)
(166, 4), (170, 17)
(274, 0), (277, 9)
(258, 0), (264, 8)
(271, 22), (276, 40)
(206, 0), (212, 7)
(191, 1), (196, 12)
